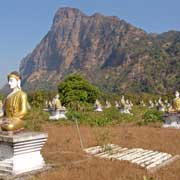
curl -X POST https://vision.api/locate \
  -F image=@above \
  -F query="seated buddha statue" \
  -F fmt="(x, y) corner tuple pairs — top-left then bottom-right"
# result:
(168, 91), (180, 113)
(105, 100), (111, 108)
(120, 96), (131, 112)
(158, 97), (165, 112)
(94, 99), (103, 112)
(0, 71), (28, 131)
(52, 94), (66, 111)
(52, 94), (61, 110)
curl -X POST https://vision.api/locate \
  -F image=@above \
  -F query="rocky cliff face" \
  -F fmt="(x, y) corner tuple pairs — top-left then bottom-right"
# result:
(20, 7), (180, 94)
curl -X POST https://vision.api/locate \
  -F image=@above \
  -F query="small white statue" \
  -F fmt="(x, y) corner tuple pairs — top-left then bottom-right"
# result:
(105, 100), (111, 108)
(154, 100), (159, 109)
(94, 99), (103, 112)
(158, 97), (166, 112)
(115, 101), (120, 109)
(148, 100), (155, 109)
(43, 100), (49, 112)
(119, 96), (132, 114)
(140, 100), (146, 107)
(129, 101), (133, 108)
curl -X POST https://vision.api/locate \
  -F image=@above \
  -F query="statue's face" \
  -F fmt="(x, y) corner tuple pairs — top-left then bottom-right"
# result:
(8, 77), (18, 89)
(55, 94), (59, 99)
(175, 91), (179, 98)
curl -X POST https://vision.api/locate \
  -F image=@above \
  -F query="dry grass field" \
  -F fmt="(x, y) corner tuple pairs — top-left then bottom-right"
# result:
(29, 122), (180, 180)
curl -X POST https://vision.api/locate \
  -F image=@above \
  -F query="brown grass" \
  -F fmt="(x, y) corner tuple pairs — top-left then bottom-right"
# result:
(33, 123), (180, 180)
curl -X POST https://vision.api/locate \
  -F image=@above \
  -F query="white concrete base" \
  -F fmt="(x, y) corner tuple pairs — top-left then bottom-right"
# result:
(49, 111), (67, 120)
(163, 113), (180, 129)
(84, 144), (179, 172)
(163, 122), (180, 129)
(159, 107), (165, 112)
(120, 108), (132, 114)
(94, 108), (103, 112)
(0, 132), (48, 179)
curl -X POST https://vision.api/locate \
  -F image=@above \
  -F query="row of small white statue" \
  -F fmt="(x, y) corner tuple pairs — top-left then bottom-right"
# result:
(94, 98), (133, 114)
(93, 96), (172, 114)
(140, 98), (171, 112)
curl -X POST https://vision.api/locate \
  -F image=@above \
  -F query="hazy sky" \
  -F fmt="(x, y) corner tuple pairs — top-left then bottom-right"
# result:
(0, 0), (180, 88)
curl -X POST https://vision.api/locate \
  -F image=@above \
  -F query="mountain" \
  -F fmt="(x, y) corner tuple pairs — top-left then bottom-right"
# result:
(19, 7), (180, 94)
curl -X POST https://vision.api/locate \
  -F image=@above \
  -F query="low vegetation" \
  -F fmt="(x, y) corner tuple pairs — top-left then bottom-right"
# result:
(24, 74), (165, 131)
(24, 105), (163, 132)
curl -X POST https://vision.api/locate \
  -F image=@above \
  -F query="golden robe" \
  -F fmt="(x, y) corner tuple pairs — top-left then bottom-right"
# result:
(52, 98), (62, 110)
(172, 98), (180, 111)
(1, 90), (28, 131)
(169, 98), (180, 113)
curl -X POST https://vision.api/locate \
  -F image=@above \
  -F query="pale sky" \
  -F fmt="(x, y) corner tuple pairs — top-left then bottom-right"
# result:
(0, 0), (179, 88)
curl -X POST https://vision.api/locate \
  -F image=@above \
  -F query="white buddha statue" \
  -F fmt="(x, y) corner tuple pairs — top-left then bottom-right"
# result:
(154, 100), (159, 108)
(115, 101), (120, 109)
(158, 97), (165, 112)
(129, 101), (133, 107)
(120, 96), (132, 114)
(105, 100), (111, 108)
(140, 100), (146, 107)
(148, 100), (154, 109)
(94, 99), (103, 112)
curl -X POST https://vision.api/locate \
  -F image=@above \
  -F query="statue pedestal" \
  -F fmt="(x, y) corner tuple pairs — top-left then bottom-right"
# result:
(49, 110), (67, 120)
(163, 113), (180, 128)
(120, 108), (131, 114)
(94, 107), (103, 112)
(0, 132), (48, 179)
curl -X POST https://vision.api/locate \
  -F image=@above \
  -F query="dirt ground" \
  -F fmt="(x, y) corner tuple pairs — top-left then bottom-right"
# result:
(34, 123), (180, 180)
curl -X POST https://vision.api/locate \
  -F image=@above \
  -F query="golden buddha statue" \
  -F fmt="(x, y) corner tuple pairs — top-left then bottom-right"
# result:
(169, 91), (180, 113)
(52, 94), (62, 110)
(0, 71), (28, 131)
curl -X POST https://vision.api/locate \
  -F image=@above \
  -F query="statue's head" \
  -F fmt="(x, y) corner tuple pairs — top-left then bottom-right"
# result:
(55, 94), (60, 99)
(7, 71), (21, 89)
(175, 91), (180, 98)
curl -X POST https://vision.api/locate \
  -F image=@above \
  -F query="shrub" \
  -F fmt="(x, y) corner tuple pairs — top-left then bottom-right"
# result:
(28, 90), (56, 108)
(66, 108), (113, 126)
(142, 109), (163, 124)
(67, 107), (135, 126)
(24, 108), (49, 131)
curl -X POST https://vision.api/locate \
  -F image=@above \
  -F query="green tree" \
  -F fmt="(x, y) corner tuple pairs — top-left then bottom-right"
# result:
(58, 73), (101, 106)
(28, 90), (56, 108)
